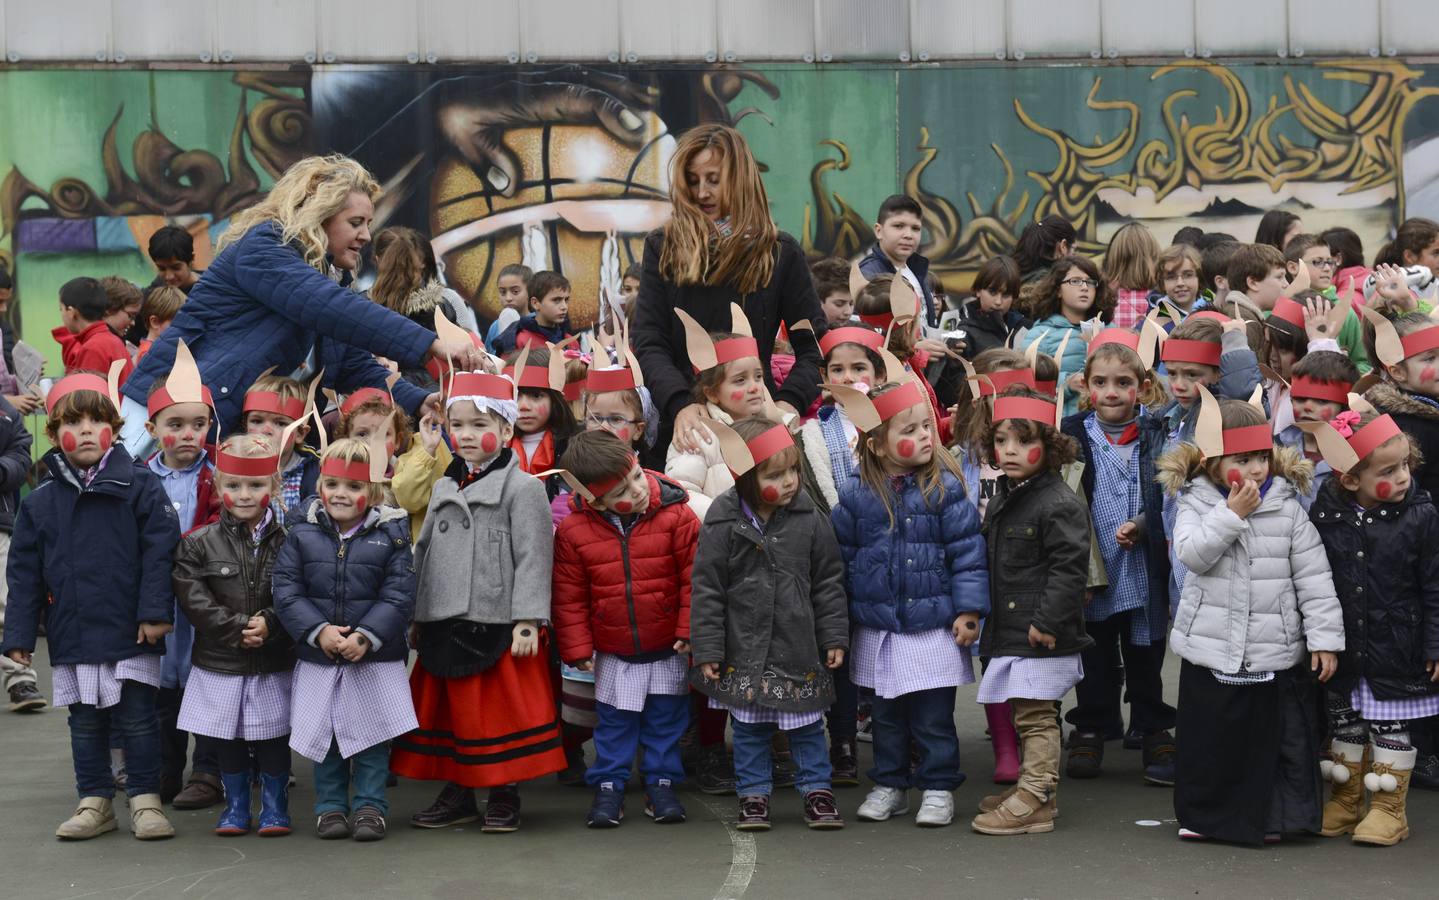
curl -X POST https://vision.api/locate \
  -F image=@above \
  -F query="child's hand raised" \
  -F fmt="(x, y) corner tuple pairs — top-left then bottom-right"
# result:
(1311, 650), (1338, 683)
(825, 648), (845, 669)
(1027, 625), (1056, 651)
(699, 662), (722, 681)
(1373, 263), (1416, 312)
(1226, 479), (1261, 518)
(337, 631), (370, 662)
(510, 621), (539, 657)
(241, 615), (269, 649)
(136, 622), (173, 645)
(418, 412), (445, 456)
(952, 613), (980, 647)
(1115, 521), (1140, 549)
(317, 624), (350, 659)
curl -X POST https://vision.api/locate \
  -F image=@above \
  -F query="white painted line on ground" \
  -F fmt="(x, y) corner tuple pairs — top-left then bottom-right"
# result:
(698, 796), (757, 900)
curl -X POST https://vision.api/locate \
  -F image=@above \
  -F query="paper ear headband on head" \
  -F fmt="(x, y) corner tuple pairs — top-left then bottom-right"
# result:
(850, 261), (919, 330)
(1161, 338), (1222, 367)
(1360, 303), (1439, 367)
(992, 395), (1060, 429)
(242, 371), (306, 421)
(1289, 376), (1352, 405)
(535, 455), (638, 503)
(319, 457), (372, 483)
(1300, 410), (1402, 475)
(1271, 297), (1306, 330)
(824, 379), (926, 433)
(675, 303), (758, 373)
(145, 339), (215, 417)
(45, 363), (126, 416)
(701, 419), (794, 478)
(1086, 318), (1164, 371)
(450, 371), (516, 403)
(339, 386), (394, 418)
(215, 448), (281, 478)
(1194, 385), (1272, 460)
(819, 326), (884, 357)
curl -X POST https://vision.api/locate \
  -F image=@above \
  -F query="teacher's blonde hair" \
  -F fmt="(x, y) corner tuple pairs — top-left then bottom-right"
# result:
(219, 155), (382, 272)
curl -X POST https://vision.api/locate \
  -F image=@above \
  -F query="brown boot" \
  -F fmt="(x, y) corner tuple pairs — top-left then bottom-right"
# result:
(1353, 745), (1415, 846)
(55, 796), (117, 840)
(1319, 740), (1367, 837)
(171, 771), (223, 809)
(971, 788), (1054, 835)
(978, 786), (1061, 819)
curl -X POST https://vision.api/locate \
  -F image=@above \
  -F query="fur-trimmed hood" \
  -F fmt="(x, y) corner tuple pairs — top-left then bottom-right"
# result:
(1156, 443), (1313, 498)
(396, 280), (447, 317)
(1366, 380), (1439, 421)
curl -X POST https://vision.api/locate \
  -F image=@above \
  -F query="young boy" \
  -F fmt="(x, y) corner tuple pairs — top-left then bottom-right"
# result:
(551, 430), (701, 828)
(135, 286), (185, 364)
(1153, 244), (1206, 323)
(0, 393), (40, 713)
(513, 271), (574, 350)
(859, 194), (937, 329)
(147, 225), (203, 295)
(485, 264), (532, 354)
(1225, 243), (1290, 311)
(1280, 350), (1360, 509)
(100, 277), (143, 351)
(1282, 234), (1371, 372)
(811, 257), (855, 327)
(241, 374), (319, 516)
(1200, 239), (1241, 304)
(52, 277), (134, 385)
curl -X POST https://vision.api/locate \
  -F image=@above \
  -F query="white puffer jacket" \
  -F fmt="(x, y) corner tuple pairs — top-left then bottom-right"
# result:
(1159, 446), (1344, 674)
(663, 402), (735, 522)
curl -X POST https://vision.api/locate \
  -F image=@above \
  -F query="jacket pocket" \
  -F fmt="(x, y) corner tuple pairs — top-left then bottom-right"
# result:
(1175, 590), (1202, 636)
(1000, 525), (1041, 568)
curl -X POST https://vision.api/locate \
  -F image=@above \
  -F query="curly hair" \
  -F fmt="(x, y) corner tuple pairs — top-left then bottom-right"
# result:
(981, 387), (1078, 473)
(218, 155), (381, 272)
(951, 348), (1027, 464)
(332, 396), (413, 458)
(1027, 254), (1113, 322)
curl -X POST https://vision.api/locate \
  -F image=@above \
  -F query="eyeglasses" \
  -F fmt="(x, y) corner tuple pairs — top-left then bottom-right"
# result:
(1061, 278), (1099, 289)
(1307, 258), (1338, 270)
(586, 414), (639, 429)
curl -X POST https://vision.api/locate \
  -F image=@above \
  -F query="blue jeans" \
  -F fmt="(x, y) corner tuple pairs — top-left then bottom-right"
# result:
(313, 740), (391, 816)
(68, 679), (161, 798)
(868, 686), (963, 791)
(730, 718), (831, 797)
(588, 695), (688, 788)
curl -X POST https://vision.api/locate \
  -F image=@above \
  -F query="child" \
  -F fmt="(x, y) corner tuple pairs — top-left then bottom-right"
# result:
(1, 373), (181, 839)
(52, 277), (134, 385)
(619, 262), (642, 313)
(485, 263), (532, 354)
(691, 417), (849, 830)
(273, 438), (417, 841)
(148, 224), (203, 294)
(389, 370), (566, 833)
(172, 435), (296, 837)
(1060, 331), (1175, 785)
(1281, 351), (1361, 510)
(1307, 408), (1439, 846)
(1283, 234), (1370, 371)
(100, 276), (143, 354)
(506, 345), (578, 477)
(332, 385), (411, 489)
(552, 430), (701, 827)
(854, 274), (952, 441)
(1021, 255), (1109, 416)
(1373, 217), (1439, 289)
(135, 285), (185, 364)
(859, 194), (937, 328)
(830, 378), (989, 828)
(1363, 308), (1439, 499)
(513, 271), (575, 350)
(972, 389), (1091, 835)
(799, 325), (886, 514)
(952, 348), (1045, 514)
(1321, 226), (1370, 302)
(958, 256), (1023, 359)
(1159, 390), (1342, 844)
(0, 391), (40, 713)
(1105, 222), (1161, 329)
(1200, 240), (1241, 305)
(242, 374), (319, 517)
(1153, 243), (1206, 323)
(1226, 243), (1290, 312)
(811, 256), (855, 327)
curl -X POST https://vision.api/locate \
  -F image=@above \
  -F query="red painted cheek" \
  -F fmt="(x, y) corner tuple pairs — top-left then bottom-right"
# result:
(897, 438), (916, 458)
(1089, 392), (1100, 408)
(1126, 388), (1137, 406)
(616, 427), (630, 442)
(729, 391), (745, 405)
(162, 435), (176, 449)
(60, 432), (78, 453)
(1226, 468), (1243, 486)
(1320, 407), (1335, 421)
(1422, 365), (1437, 384)
(385, 440), (396, 458)
(1026, 447), (1042, 465)
(480, 433), (498, 453)
(760, 485), (780, 503)
(1376, 480), (1393, 499)
(222, 493), (235, 509)
(614, 500), (634, 514)
(98, 427), (112, 451)
(259, 494), (270, 509)
(355, 496), (367, 513)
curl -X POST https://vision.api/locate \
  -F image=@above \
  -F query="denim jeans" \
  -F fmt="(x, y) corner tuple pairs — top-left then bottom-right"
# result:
(868, 686), (963, 791)
(68, 679), (162, 798)
(588, 695), (688, 788)
(313, 740), (391, 816)
(730, 718), (831, 797)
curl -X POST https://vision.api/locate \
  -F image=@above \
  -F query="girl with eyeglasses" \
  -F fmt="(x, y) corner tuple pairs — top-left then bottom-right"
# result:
(1020, 255), (1113, 416)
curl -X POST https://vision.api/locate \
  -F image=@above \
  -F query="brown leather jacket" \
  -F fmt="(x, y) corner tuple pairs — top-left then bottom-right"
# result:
(173, 511), (294, 676)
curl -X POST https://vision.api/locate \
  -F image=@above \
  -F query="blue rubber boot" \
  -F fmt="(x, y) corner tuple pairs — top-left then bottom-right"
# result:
(256, 772), (292, 836)
(214, 773), (252, 836)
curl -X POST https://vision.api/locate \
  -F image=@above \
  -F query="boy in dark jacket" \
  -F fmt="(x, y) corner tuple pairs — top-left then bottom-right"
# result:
(0, 394), (40, 712)
(858, 195), (938, 330)
(500, 270), (576, 353)
(552, 431), (701, 827)
(958, 255), (1024, 359)
(2, 375), (181, 840)
(51, 277), (134, 386)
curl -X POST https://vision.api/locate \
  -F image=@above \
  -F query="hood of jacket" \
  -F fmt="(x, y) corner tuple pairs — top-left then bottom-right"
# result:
(298, 495), (408, 532)
(1157, 443), (1313, 499)
(1366, 381), (1439, 421)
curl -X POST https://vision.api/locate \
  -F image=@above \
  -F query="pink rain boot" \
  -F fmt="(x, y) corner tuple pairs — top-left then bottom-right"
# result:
(985, 702), (1020, 784)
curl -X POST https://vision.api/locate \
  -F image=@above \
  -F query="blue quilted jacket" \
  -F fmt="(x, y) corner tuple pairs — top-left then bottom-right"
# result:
(123, 223), (436, 430)
(831, 470), (990, 633)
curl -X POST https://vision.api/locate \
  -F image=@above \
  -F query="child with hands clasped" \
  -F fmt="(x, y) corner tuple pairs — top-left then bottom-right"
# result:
(1306, 406), (1439, 846)
(1159, 390), (1343, 845)
(273, 438), (417, 842)
(829, 378), (989, 829)
(173, 435), (296, 837)
(1, 373), (181, 840)
(691, 417), (850, 831)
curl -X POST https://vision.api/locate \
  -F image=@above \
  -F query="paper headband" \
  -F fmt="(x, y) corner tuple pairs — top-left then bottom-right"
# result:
(215, 448), (281, 478)
(978, 368), (1040, 397)
(535, 454), (639, 503)
(675, 303), (759, 373)
(702, 419), (796, 478)
(450, 371), (515, 402)
(45, 360), (126, 416)
(819, 326), (884, 357)
(993, 394), (1060, 429)
(1086, 318), (1165, 370)
(145, 339), (215, 417)
(1194, 384), (1272, 460)
(1361, 303), (1439, 367)
(1299, 398), (1402, 475)
(1290, 375), (1352, 405)
(825, 379), (927, 433)
(1161, 338), (1222, 367)
(320, 457), (372, 482)
(339, 386), (394, 417)
(850, 261), (920, 331)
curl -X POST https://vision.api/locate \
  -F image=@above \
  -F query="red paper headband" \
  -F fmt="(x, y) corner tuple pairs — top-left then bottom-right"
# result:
(450, 372), (514, 401)
(584, 455), (637, 501)
(1289, 376), (1351, 405)
(45, 374), (112, 415)
(586, 367), (638, 394)
(146, 384), (215, 418)
(871, 380), (927, 421)
(993, 395), (1057, 427)
(978, 368), (1038, 397)
(1271, 298), (1306, 330)
(563, 380), (584, 402)
(745, 424), (796, 467)
(1087, 330), (1140, 357)
(710, 336), (760, 368)
(215, 450), (280, 478)
(319, 457), (373, 483)
(1400, 324), (1439, 361)
(819, 327), (884, 356)
(1188, 310), (1231, 323)
(1220, 424), (1273, 456)
(1161, 339), (1222, 367)
(243, 391), (305, 421)
(505, 364), (556, 392)
(1348, 414), (1402, 461)
(340, 387), (393, 417)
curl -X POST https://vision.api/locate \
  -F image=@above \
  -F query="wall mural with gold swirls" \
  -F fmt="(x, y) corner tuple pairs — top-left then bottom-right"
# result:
(5, 59), (1439, 359)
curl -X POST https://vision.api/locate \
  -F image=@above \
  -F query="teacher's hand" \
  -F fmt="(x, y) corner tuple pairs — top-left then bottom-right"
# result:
(671, 403), (709, 452)
(429, 337), (484, 373)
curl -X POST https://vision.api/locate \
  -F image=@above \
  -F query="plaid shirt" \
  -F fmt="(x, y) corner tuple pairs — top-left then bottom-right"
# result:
(818, 405), (858, 489)
(1082, 414), (1150, 643)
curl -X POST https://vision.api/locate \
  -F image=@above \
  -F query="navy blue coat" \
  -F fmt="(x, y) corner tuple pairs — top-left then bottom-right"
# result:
(272, 499), (416, 665)
(0, 395), (33, 533)
(123, 223), (436, 431)
(831, 470), (989, 633)
(858, 244), (938, 329)
(2, 447), (181, 665)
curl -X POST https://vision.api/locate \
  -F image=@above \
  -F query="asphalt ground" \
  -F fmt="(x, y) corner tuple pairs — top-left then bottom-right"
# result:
(3, 645), (1436, 900)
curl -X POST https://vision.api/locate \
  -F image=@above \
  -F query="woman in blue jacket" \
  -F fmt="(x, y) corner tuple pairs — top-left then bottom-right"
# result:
(122, 155), (483, 454)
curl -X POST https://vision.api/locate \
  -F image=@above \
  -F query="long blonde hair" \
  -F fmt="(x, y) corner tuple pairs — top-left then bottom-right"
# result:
(856, 383), (968, 528)
(218, 155), (381, 272)
(659, 125), (777, 294)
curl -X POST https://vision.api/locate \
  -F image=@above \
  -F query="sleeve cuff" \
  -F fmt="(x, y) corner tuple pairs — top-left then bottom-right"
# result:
(305, 624), (326, 647)
(355, 627), (383, 651)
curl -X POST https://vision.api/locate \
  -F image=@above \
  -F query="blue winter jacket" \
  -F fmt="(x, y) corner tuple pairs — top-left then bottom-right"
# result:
(1021, 314), (1088, 416)
(123, 222), (436, 430)
(831, 470), (990, 633)
(272, 499), (416, 666)
(1, 447), (181, 665)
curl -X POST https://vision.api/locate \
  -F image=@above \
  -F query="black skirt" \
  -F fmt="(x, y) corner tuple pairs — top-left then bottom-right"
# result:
(416, 620), (511, 679)
(1173, 660), (1323, 845)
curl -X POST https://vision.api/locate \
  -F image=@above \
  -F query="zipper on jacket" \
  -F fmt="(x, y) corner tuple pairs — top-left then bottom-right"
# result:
(333, 528), (353, 663)
(619, 535), (641, 655)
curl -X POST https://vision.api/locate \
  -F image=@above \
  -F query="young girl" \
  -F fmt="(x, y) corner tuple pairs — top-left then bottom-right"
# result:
(1306, 407), (1439, 845)
(2, 373), (181, 840)
(388, 370), (566, 833)
(957, 255), (1023, 359)
(1105, 222), (1161, 329)
(972, 389), (1091, 835)
(1022, 254), (1112, 416)
(830, 379), (989, 828)
(273, 438), (417, 841)
(1153, 244), (1207, 323)
(1159, 390), (1342, 844)
(690, 417), (849, 830)
(332, 385), (410, 512)
(1060, 331), (1175, 786)
(173, 435), (295, 837)
(854, 274), (952, 442)
(506, 345), (578, 476)
(242, 374), (318, 517)
(1362, 307), (1439, 500)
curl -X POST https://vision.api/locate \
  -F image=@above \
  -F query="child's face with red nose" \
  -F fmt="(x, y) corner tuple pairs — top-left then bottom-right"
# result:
(590, 461), (647, 516)
(446, 401), (513, 466)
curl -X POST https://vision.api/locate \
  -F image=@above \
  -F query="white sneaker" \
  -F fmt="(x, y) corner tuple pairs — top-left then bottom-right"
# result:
(915, 790), (954, 827)
(856, 786), (909, 821)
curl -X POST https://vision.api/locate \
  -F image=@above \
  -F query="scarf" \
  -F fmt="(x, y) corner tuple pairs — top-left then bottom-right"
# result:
(508, 430), (554, 475)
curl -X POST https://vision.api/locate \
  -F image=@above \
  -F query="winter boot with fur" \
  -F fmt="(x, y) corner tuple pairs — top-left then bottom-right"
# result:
(1352, 745), (1416, 846)
(1319, 740), (1367, 837)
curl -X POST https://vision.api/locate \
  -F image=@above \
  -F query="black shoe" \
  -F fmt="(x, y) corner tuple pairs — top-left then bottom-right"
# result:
(1122, 725), (1144, 750)
(351, 806), (386, 842)
(830, 738), (859, 787)
(410, 782), (479, 828)
(557, 745), (588, 788)
(645, 778), (686, 823)
(1141, 731), (1176, 786)
(7, 682), (46, 713)
(482, 788), (521, 833)
(587, 782), (624, 828)
(1412, 753), (1439, 791)
(316, 811), (351, 839)
(695, 745), (736, 795)
(1066, 730), (1104, 779)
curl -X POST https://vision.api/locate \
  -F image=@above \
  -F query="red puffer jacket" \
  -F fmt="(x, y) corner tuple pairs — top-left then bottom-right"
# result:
(552, 471), (700, 663)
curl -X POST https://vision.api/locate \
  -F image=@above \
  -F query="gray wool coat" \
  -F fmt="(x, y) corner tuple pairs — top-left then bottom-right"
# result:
(413, 454), (553, 625)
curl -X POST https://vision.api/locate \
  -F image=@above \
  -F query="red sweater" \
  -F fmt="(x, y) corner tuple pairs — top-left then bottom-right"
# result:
(53, 322), (134, 385)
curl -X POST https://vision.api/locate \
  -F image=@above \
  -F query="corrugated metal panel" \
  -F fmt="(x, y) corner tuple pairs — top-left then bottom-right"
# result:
(422, 0), (518, 62)
(1101, 0), (1194, 58)
(912, 0), (1006, 61)
(718, 0), (813, 61)
(6, 0), (111, 60)
(521, 0), (620, 61)
(816, 0), (907, 61)
(112, 0), (211, 62)
(1196, 0), (1288, 57)
(620, 0), (715, 61)
(1290, 0), (1378, 57)
(319, 0), (420, 63)
(1381, 0), (1439, 56)
(216, 0), (317, 63)
(1009, 0), (1102, 59)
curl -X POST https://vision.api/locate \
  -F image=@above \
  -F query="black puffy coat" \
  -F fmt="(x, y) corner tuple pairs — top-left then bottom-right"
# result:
(1310, 479), (1439, 700)
(1365, 382), (1439, 501)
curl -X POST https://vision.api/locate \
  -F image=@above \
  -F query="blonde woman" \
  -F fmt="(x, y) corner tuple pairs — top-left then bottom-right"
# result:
(122, 155), (482, 454)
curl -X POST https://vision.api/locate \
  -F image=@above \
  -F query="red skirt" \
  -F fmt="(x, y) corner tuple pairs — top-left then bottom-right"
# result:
(390, 647), (567, 788)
